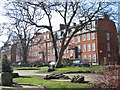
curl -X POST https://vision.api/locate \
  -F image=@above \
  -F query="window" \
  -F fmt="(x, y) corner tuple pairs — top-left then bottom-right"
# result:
(82, 44), (86, 52)
(107, 43), (110, 51)
(77, 35), (80, 42)
(87, 33), (90, 40)
(44, 43), (46, 47)
(50, 42), (52, 47)
(47, 34), (49, 39)
(67, 47), (69, 53)
(72, 37), (74, 43)
(92, 43), (96, 51)
(44, 35), (46, 40)
(108, 54), (111, 57)
(88, 55), (91, 62)
(87, 44), (91, 52)
(86, 22), (92, 29)
(78, 55), (81, 59)
(92, 54), (96, 62)
(82, 34), (86, 41)
(106, 33), (110, 40)
(56, 41), (59, 46)
(91, 33), (95, 40)
(78, 45), (81, 52)
(92, 21), (96, 28)
(83, 55), (87, 61)
(70, 50), (73, 57)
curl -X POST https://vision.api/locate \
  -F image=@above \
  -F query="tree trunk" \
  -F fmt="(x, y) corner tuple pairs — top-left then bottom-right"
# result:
(55, 56), (63, 68)
(55, 49), (64, 68)
(22, 48), (28, 66)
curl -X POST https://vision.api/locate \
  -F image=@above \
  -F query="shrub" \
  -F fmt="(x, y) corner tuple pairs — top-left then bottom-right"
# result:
(62, 58), (77, 67)
(95, 64), (120, 88)
(1, 72), (12, 86)
(2, 54), (13, 73)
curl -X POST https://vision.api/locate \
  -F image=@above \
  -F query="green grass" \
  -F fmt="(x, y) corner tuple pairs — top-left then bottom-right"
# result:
(12, 67), (41, 70)
(13, 76), (94, 88)
(12, 66), (105, 74)
(37, 66), (105, 74)
(53, 66), (105, 74)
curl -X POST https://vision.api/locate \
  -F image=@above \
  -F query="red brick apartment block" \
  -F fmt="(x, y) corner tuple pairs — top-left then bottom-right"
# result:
(2, 14), (118, 65)
(25, 14), (118, 65)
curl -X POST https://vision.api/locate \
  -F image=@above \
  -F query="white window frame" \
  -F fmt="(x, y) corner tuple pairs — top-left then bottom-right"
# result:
(77, 35), (80, 42)
(107, 43), (110, 51)
(78, 55), (81, 59)
(87, 44), (91, 52)
(108, 54), (111, 57)
(82, 34), (86, 41)
(44, 35), (46, 40)
(88, 55), (91, 62)
(92, 21), (96, 28)
(92, 54), (96, 62)
(82, 44), (86, 52)
(78, 45), (81, 52)
(92, 43), (96, 51)
(106, 33), (110, 40)
(87, 33), (90, 40)
(83, 55), (87, 61)
(47, 34), (49, 39)
(72, 37), (74, 43)
(70, 50), (73, 57)
(91, 33), (95, 40)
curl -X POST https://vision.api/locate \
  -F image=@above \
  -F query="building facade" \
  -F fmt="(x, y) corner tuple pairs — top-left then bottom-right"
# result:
(25, 14), (118, 65)
(1, 14), (119, 65)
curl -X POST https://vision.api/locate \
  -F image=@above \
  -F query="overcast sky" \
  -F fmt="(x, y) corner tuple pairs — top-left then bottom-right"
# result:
(0, 0), (119, 47)
(0, 0), (65, 47)
(0, 0), (9, 47)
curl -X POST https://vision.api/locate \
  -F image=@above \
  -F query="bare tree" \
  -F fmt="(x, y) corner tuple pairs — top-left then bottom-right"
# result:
(4, 1), (44, 65)
(4, 0), (117, 67)
(23, 1), (115, 67)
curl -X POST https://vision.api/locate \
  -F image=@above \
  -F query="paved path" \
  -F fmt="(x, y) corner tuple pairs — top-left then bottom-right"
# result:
(13, 70), (102, 83)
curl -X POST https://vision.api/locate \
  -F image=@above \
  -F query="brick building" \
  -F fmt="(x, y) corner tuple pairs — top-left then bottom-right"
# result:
(1, 14), (118, 65)
(25, 14), (118, 65)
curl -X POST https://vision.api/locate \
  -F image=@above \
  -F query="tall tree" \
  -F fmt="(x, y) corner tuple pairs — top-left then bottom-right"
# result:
(4, 0), (117, 67)
(24, 1), (115, 67)
(4, 1), (43, 65)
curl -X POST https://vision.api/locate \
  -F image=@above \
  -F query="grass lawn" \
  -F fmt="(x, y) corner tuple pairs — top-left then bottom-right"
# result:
(52, 66), (105, 74)
(12, 66), (105, 74)
(12, 67), (41, 70)
(13, 76), (94, 89)
(37, 66), (105, 74)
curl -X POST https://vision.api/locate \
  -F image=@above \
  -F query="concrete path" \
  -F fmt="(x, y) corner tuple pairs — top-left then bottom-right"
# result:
(13, 70), (101, 83)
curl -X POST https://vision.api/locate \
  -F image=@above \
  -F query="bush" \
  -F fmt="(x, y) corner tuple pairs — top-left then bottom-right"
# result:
(2, 54), (13, 73)
(1, 72), (12, 86)
(62, 58), (78, 67)
(95, 64), (120, 88)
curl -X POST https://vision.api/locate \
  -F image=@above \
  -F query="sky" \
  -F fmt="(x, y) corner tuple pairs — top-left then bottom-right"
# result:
(0, 0), (9, 47)
(0, 0), (64, 47)
(0, 0), (119, 47)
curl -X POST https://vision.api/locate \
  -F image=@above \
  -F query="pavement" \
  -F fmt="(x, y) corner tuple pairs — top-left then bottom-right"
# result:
(13, 70), (101, 83)
(1, 84), (45, 90)
(1, 69), (102, 90)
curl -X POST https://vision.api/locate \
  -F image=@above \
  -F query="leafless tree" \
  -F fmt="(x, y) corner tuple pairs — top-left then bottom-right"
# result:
(24, 1), (116, 67)
(4, 0), (117, 67)
(4, 1), (44, 65)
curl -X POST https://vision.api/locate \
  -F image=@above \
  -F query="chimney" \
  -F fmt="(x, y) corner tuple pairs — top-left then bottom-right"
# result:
(79, 20), (83, 25)
(73, 23), (76, 26)
(60, 24), (65, 30)
(103, 13), (109, 20)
